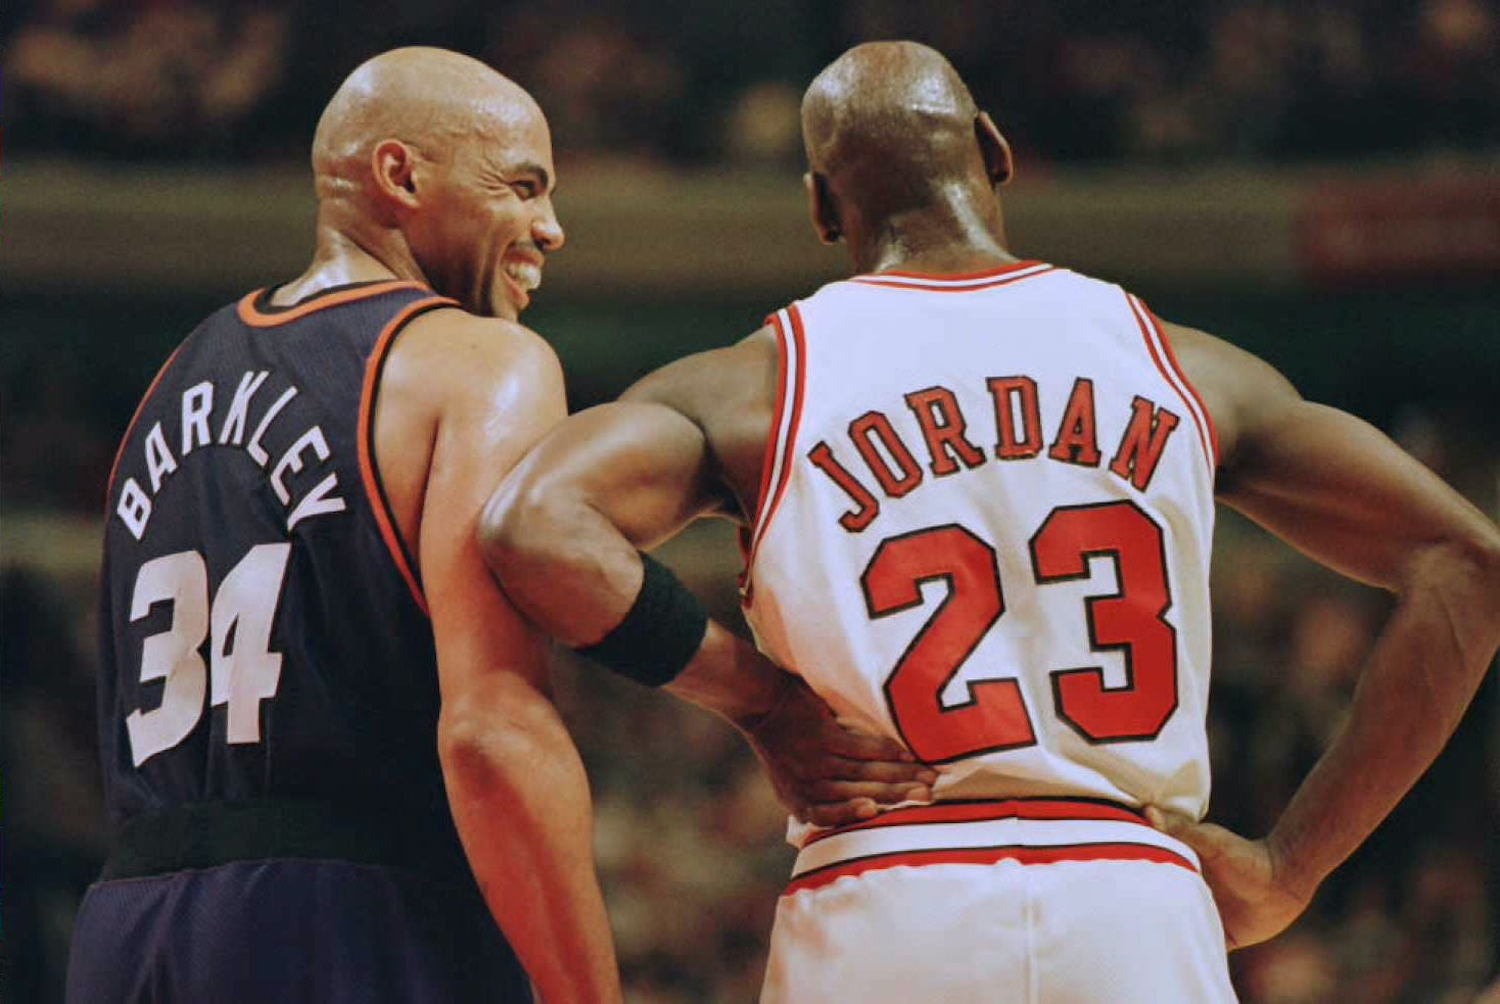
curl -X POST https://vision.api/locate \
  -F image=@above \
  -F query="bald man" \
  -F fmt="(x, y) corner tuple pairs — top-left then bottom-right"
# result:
(69, 47), (927, 1004)
(480, 41), (1500, 1002)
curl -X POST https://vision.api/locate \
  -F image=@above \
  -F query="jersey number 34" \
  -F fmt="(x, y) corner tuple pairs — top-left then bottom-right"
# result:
(125, 544), (291, 766)
(863, 500), (1177, 763)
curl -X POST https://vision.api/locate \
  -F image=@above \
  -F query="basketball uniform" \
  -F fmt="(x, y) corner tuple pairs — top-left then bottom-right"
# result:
(741, 262), (1236, 1002)
(67, 281), (532, 1003)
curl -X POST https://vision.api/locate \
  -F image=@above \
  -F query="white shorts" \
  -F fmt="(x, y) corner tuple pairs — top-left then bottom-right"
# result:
(761, 799), (1236, 1004)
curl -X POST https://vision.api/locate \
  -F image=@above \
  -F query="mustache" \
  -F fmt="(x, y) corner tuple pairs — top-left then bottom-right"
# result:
(504, 242), (546, 264)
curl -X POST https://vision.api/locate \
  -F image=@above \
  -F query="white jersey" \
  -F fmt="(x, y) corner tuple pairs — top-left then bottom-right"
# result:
(742, 261), (1219, 822)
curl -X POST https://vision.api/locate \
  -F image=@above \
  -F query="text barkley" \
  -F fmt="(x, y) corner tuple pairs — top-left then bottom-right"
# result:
(115, 370), (347, 540)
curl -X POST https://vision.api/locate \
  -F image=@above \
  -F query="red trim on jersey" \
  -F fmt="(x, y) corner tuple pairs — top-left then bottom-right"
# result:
(106, 341), (188, 509)
(785, 842), (1196, 896)
(1143, 306), (1220, 466)
(864, 260), (1046, 282)
(750, 311), (792, 540)
(1126, 295), (1217, 476)
(357, 296), (457, 617)
(802, 798), (1147, 846)
(742, 305), (808, 598)
(761, 305), (808, 537)
(238, 281), (428, 328)
(851, 264), (1055, 293)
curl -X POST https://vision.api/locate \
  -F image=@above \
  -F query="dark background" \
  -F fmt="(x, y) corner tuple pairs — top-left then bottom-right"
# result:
(4, 1), (1498, 1001)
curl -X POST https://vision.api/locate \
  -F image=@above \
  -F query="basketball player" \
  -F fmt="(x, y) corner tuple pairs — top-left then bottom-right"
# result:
(479, 42), (1500, 1002)
(69, 47), (929, 1004)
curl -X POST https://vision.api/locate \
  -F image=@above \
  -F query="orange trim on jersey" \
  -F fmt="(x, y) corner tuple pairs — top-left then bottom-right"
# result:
(784, 842), (1196, 896)
(802, 798), (1147, 847)
(356, 295), (458, 618)
(238, 281), (429, 328)
(1143, 306), (1220, 465)
(865, 260), (1046, 282)
(1127, 295), (1217, 476)
(106, 341), (188, 509)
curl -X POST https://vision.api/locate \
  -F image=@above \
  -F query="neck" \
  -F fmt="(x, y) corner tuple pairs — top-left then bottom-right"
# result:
(272, 207), (430, 306)
(849, 185), (1015, 276)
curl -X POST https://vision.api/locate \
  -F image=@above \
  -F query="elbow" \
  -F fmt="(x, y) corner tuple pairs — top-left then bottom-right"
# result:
(438, 696), (562, 792)
(1405, 525), (1500, 626)
(1434, 527), (1500, 590)
(1458, 527), (1500, 614)
(477, 474), (565, 587)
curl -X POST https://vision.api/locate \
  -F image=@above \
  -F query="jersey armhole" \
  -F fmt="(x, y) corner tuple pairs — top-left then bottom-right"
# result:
(1125, 294), (1220, 477)
(741, 304), (807, 597)
(356, 297), (459, 618)
(106, 341), (188, 513)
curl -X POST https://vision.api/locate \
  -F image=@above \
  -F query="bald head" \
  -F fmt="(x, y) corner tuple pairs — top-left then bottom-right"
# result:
(803, 42), (1002, 226)
(313, 47), (542, 191)
(301, 47), (563, 320)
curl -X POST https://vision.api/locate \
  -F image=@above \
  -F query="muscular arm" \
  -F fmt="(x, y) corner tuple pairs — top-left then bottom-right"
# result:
(379, 311), (619, 1003)
(480, 341), (934, 823)
(1158, 320), (1500, 945)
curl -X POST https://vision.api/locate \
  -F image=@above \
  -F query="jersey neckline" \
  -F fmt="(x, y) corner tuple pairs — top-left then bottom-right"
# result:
(850, 260), (1053, 290)
(238, 279), (430, 328)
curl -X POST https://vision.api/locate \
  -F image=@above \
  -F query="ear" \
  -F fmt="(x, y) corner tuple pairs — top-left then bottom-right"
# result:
(804, 171), (841, 245)
(371, 139), (422, 211)
(975, 112), (1014, 188)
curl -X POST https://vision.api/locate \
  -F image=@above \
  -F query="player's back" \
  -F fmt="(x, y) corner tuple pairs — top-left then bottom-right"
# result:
(73, 280), (530, 1003)
(743, 261), (1218, 819)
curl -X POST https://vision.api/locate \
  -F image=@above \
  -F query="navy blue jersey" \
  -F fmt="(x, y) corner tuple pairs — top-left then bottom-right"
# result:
(99, 280), (462, 841)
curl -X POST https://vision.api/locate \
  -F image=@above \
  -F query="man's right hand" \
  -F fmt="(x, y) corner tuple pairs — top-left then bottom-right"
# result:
(741, 675), (937, 827)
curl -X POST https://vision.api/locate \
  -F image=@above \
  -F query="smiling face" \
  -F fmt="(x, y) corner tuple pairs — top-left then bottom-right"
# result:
(314, 49), (569, 321)
(405, 102), (564, 320)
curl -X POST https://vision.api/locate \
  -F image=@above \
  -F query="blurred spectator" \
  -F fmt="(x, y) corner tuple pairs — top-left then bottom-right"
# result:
(3, 2), (1498, 1000)
(7, 0), (1497, 165)
(6, 0), (289, 158)
(1, 568), (107, 1003)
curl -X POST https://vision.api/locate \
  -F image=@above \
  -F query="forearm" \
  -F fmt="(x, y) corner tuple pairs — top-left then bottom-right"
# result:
(1268, 540), (1500, 896)
(664, 619), (790, 730)
(486, 488), (787, 724)
(439, 700), (621, 1004)
(484, 486), (652, 648)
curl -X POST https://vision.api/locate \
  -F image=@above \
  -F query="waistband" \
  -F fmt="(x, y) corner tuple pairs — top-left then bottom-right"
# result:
(786, 797), (1199, 896)
(103, 799), (472, 885)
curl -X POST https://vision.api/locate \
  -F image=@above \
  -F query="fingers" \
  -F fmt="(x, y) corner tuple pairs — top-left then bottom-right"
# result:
(1145, 806), (1232, 863)
(795, 777), (935, 826)
(819, 727), (917, 764)
(806, 779), (933, 804)
(810, 757), (938, 785)
(801, 798), (879, 828)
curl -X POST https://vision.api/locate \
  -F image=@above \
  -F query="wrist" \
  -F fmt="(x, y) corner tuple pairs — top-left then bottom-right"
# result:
(730, 668), (799, 735)
(1264, 826), (1322, 902)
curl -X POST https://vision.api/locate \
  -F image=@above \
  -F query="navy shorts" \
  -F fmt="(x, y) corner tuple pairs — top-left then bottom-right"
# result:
(66, 858), (532, 1003)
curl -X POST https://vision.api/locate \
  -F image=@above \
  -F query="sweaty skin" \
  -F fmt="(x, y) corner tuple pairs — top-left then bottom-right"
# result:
(277, 48), (930, 1001)
(285, 48), (615, 1004)
(481, 39), (1500, 955)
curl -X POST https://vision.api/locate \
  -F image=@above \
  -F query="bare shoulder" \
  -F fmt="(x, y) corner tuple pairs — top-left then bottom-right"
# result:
(1156, 318), (1300, 470)
(619, 325), (780, 520)
(622, 325), (778, 423)
(384, 307), (566, 423)
(370, 307), (567, 545)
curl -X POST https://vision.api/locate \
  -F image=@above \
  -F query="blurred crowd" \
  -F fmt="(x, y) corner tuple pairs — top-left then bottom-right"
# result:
(7, 407), (1497, 1003)
(4, 0), (1499, 1001)
(6, 0), (1499, 164)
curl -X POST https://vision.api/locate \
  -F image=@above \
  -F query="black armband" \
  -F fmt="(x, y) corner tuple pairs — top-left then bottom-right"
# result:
(573, 553), (708, 687)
